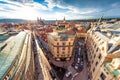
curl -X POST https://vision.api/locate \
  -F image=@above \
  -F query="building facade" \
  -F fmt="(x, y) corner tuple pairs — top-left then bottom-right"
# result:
(47, 31), (76, 61)
(0, 31), (35, 80)
(86, 26), (120, 80)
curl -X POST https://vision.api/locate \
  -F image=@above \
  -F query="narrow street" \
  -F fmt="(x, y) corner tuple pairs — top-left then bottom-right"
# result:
(32, 38), (44, 80)
(62, 38), (89, 80)
(73, 46), (88, 80)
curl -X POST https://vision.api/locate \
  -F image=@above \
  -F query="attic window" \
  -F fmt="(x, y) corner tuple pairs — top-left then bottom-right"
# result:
(102, 47), (104, 51)
(71, 39), (73, 41)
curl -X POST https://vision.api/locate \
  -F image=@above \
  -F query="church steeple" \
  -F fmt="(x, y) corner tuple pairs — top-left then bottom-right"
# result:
(63, 17), (66, 23)
(56, 19), (58, 25)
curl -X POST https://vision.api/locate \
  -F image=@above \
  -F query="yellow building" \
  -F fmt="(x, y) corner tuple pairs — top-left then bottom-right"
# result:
(47, 31), (76, 61)
(86, 24), (120, 80)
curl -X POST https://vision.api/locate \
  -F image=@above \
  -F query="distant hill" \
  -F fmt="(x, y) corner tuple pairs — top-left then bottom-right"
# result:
(0, 19), (28, 23)
(45, 17), (120, 23)
(0, 17), (120, 24)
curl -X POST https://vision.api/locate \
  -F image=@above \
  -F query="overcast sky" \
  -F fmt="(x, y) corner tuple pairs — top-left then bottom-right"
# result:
(0, 0), (120, 20)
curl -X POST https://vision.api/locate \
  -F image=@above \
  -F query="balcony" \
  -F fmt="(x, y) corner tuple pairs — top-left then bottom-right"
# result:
(105, 62), (120, 77)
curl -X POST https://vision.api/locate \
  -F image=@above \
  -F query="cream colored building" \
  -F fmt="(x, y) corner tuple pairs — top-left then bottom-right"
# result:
(86, 24), (120, 80)
(47, 31), (76, 61)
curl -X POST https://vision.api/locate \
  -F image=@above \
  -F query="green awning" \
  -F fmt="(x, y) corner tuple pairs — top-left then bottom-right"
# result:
(112, 70), (120, 77)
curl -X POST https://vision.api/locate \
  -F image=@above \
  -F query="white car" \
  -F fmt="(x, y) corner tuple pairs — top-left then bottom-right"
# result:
(77, 58), (80, 63)
(74, 64), (79, 69)
(65, 72), (72, 77)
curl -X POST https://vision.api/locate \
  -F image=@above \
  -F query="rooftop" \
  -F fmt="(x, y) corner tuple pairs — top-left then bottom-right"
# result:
(48, 31), (75, 39)
(93, 23), (120, 54)
(0, 34), (10, 42)
(105, 62), (120, 77)
(0, 31), (27, 79)
(108, 24), (120, 30)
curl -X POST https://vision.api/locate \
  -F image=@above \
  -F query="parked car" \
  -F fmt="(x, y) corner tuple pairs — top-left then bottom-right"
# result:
(74, 63), (79, 70)
(65, 71), (72, 78)
(81, 61), (84, 66)
(77, 58), (80, 63)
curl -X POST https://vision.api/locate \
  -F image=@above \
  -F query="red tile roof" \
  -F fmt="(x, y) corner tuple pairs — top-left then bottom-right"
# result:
(77, 28), (87, 33)
(67, 29), (75, 35)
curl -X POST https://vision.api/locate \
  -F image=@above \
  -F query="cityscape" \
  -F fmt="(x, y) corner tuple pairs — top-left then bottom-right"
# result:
(0, 0), (120, 80)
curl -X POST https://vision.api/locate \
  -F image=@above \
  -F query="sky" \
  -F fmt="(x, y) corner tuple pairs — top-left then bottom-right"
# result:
(0, 0), (120, 20)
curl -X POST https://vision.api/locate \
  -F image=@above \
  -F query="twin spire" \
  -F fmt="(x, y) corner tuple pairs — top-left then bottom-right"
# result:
(56, 17), (66, 24)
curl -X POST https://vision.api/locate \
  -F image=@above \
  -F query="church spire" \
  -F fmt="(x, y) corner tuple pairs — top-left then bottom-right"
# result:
(63, 17), (66, 23)
(56, 19), (58, 25)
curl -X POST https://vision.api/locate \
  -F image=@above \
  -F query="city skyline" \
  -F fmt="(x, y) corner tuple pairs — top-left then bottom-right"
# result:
(0, 0), (120, 20)
(0, 11), (120, 80)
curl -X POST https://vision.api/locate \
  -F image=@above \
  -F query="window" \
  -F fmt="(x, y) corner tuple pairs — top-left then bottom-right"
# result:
(94, 44), (96, 48)
(106, 72), (109, 74)
(98, 54), (101, 59)
(94, 54), (96, 58)
(92, 60), (93, 64)
(96, 48), (99, 52)
(12, 66), (15, 71)
(95, 61), (98, 66)
(62, 42), (65, 45)
(69, 42), (71, 45)
(57, 47), (59, 50)
(57, 47), (59, 52)
(62, 47), (65, 50)
(54, 38), (58, 41)
(102, 47), (104, 51)
(98, 38), (101, 41)
(57, 42), (59, 45)
(100, 41), (104, 45)
(4, 75), (10, 80)
(93, 68), (95, 72)
(100, 73), (106, 80)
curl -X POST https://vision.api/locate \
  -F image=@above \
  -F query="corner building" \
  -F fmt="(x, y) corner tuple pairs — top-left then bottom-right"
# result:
(47, 31), (75, 61)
